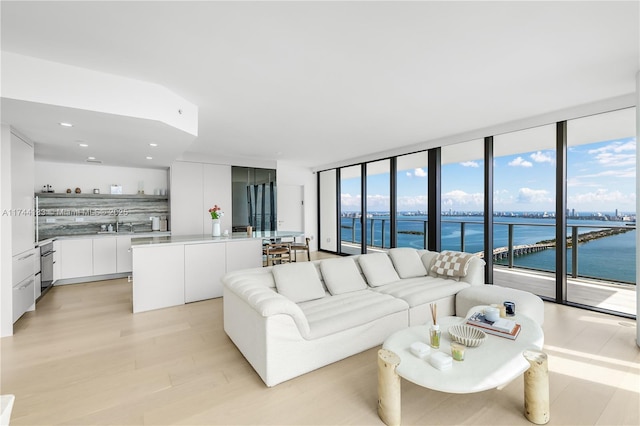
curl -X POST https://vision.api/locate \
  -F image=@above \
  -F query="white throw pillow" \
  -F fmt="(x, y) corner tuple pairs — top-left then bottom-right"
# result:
(320, 257), (368, 295)
(430, 251), (474, 278)
(388, 248), (428, 278)
(357, 253), (400, 287)
(272, 262), (325, 303)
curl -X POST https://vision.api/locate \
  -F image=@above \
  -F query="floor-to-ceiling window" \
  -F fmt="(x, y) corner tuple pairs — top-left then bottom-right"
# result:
(366, 159), (391, 250)
(396, 152), (428, 249)
(340, 165), (362, 254)
(493, 124), (557, 298)
(441, 139), (484, 253)
(566, 107), (637, 315)
(317, 108), (635, 318)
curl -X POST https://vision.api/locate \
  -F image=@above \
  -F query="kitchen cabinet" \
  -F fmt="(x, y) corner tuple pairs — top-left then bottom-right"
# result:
(11, 248), (36, 322)
(132, 244), (185, 313)
(131, 236), (262, 313)
(184, 242), (226, 302)
(11, 132), (35, 256)
(116, 236), (133, 273)
(225, 239), (263, 271)
(58, 239), (93, 280)
(170, 161), (231, 236)
(12, 276), (35, 323)
(93, 238), (117, 275)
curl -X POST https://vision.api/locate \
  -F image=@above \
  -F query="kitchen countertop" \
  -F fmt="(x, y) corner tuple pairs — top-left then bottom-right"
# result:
(131, 230), (304, 248)
(45, 231), (171, 242)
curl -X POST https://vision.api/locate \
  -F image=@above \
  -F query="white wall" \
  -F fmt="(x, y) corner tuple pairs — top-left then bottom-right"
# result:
(35, 161), (169, 196)
(276, 161), (318, 252)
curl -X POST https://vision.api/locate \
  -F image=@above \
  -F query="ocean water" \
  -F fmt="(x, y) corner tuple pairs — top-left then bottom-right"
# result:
(340, 215), (636, 284)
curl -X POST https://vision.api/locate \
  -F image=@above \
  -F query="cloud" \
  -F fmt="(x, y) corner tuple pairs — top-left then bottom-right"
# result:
(588, 140), (636, 167)
(516, 187), (552, 204)
(397, 195), (428, 211)
(568, 189), (636, 206)
(414, 168), (427, 177)
(530, 151), (555, 164)
(508, 157), (533, 167)
(340, 193), (361, 208)
(441, 189), (484, 207)
(460, 161), (479, 168)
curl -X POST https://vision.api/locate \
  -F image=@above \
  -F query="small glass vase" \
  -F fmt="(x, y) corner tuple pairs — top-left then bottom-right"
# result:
(429, 324), (441, 349)
(212, 218), (221, 237)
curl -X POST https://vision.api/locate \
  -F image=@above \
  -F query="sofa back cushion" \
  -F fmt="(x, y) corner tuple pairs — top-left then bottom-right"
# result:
(388, 248), (428, 278)
(272, 262), (326, 303)
(320, 257), (368, 295)
(357, 252), (400, 287)
(430, 250), (475, 279)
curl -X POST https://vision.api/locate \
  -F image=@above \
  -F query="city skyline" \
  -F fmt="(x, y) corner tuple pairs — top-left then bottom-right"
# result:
(341, 136), (637, 214)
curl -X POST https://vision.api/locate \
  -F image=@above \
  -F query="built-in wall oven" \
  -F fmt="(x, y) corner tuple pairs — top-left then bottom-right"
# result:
(39, 241), (55, 297)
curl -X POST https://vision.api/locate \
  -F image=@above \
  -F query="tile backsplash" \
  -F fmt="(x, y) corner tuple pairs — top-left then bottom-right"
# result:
(36, 194), (169, 241)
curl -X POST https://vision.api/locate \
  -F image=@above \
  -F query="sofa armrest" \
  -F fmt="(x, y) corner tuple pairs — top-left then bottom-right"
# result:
(223, 271), (312, 337)
(460, 256), (486, 286)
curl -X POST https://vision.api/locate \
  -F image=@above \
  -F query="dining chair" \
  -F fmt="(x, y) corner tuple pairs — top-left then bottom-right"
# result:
(289, 237), (310, 262)
(263, 242), (292, 266)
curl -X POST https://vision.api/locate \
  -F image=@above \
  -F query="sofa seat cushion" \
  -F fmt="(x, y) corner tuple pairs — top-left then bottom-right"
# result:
(298, 290), (409, 339)
(372, 277), (471, 308)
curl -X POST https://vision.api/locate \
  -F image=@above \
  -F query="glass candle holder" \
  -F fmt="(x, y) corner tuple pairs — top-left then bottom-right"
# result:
(451, 342), (466, 361)
(429, 324), (441, 349)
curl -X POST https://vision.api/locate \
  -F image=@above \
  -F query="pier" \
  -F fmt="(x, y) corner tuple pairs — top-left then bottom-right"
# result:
(477, 243), (554, 260)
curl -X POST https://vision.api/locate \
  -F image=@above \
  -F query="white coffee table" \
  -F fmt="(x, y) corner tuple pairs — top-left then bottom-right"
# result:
(378, 307), (544, 424)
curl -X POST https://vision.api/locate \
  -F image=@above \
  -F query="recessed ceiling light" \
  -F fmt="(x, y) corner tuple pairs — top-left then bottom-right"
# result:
(146, 156), (153, 160)
(149, 143), (158, 147)
(59, 122), (73, 127)
(88, 156), (96, 160)
(78, 143), (89, 147)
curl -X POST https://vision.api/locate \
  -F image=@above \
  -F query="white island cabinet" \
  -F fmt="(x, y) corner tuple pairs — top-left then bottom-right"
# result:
(131, 235), (263, 313)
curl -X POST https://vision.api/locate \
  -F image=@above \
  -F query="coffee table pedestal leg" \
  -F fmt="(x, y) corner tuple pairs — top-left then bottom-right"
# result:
(523, 349), (550, 424)
(378, 349), (401, 426)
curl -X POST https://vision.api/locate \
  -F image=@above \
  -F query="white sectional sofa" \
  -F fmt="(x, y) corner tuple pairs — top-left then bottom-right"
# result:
(222, 248), (486, 386)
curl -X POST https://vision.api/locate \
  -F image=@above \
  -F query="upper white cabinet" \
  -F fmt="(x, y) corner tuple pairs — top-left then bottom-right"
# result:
(170, 161), (231, 236)
(10, 132), (35, 256)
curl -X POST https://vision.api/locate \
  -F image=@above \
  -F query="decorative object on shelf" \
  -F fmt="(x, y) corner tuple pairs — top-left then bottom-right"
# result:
(448, 324), (486, 347)
(66, 188), (72, 193)
(429, 303), (440, 348)
(75, 187), (81, 194)
(110, 184), (122, 195)
(209, 204), (224, 237)
(42, 184), (54, 193)
(93, 188), (100, 194)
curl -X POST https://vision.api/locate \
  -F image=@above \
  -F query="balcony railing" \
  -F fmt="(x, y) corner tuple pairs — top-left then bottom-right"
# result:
(340, 217), (636, 285)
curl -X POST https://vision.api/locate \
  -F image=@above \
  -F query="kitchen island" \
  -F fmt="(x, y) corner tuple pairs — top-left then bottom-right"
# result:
(131, 232), (298, 313)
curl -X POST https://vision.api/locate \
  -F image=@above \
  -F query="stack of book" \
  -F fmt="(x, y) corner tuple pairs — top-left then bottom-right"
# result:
(466, 312), (521, 340)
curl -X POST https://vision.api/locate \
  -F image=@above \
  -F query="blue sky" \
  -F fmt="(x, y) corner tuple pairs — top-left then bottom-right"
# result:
(341, 137), (636, 214)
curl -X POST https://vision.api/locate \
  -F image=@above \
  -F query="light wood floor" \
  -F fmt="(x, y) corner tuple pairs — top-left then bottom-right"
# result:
(2, 269), (639, 425)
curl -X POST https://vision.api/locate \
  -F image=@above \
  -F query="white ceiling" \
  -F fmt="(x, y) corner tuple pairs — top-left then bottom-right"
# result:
(1, 1), (638, 170)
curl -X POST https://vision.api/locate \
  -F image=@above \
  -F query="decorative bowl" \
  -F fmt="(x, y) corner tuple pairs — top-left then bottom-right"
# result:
(448, 324), (486, 347)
